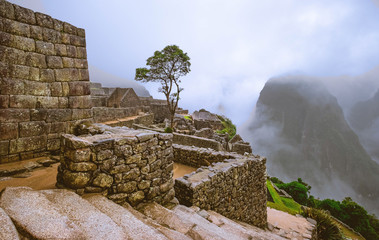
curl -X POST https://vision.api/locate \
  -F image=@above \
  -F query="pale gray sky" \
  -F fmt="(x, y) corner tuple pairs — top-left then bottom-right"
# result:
(9, 0), (379, 125)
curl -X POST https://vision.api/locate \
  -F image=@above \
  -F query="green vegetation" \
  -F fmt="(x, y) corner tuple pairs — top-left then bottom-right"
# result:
(164, 127), (173, 133)
(216, 115), (236, 139)
(184, 115), (192, 121)
(135, 45), (191, 128)
(271, 176), (379, 240)
(266, 180), (301, 215)
(302, 207), (343, 240)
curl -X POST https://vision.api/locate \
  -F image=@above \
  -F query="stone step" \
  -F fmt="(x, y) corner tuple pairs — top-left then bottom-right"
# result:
(0, 187), (84, 240)
(0, 207), (20, 240)
(205, 210), (286, 240)
(121, 202), (192, 240)
(86, 195), (169, 240)
(172, 205), (244, 240)
(40, 189), (127, 240)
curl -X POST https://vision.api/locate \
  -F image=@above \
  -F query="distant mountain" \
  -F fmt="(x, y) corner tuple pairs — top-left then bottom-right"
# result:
(89, 65), (150, 97)
(348, 89), (379, 164)
(242, 77), (379, 215)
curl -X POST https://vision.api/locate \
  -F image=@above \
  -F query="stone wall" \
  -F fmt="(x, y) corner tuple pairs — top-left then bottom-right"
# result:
(173, 144), (238, 168)
(0, 1), (92, 163)
(173, 133), (224, 151)
(57, 125), (175, 207)
(175, 156), (267, 228)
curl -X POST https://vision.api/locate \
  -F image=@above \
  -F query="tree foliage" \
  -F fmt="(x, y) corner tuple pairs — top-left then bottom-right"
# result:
(135, 45), (191, 128)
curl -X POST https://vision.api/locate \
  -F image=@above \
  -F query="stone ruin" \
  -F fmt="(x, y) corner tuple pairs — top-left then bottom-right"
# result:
(0, 0), (268, 231)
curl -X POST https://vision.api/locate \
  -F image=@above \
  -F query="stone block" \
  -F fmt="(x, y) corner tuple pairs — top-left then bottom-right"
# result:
(68, 162), (97, 172)
(47, 138), (60, 151)
(12, 35), (35, 52)
(60, 32), (70, 44)
(13, 4), (36, 24)
(69, 81), (90, 96)
(0, 109), (29, 122)
(11, 64), (29, 79)
(35, 12), (54, 28)
(62, 82), (69, 96)
(40, 69), (55, 82)
(42, 27), (59, 43)
(50, 122), (66, 133)
(63, 22), (77, 34)
(69, 96), (92, 109)
(0, 62), (11, 78)
(77, 47), (87, 59)
(0, 140), (9, 155)
(66, 45), (77, 58)
(35, 40), (55, 55)
(19, 121), (48, 138)
(0, 0), (15, 19)
(50, 82), (63, 96)
(5, 47), (27, 65)
(55, 68), (79, 81)
(30, 25), (43, 40)
(64, 148), (91, 162)
(77, 28), (85, 37)
(70, 35), (86, 47)
(0, 31), (13, 47)
(25, 52), (47, 68)
(93, 173), (113, 188)
(29, 67), (40, 81)
(55, 44), (67, 56)
(0, 123), (18, 140)
(3, 18), (30, 37)
(24, 80), (50, 96)
(62, 170), (91, 189)
(117, 181), (137, 193)
(128, 191), (145, 206)
(79, 69), (89, 81)
(30, 108), (47, 121)
(72, 109), (92, 120)
(46, 109), (72, 122)
(36, 96), (59, 108)
(9, 135), (47, 153)
(75, 58), (88, 69)
(53, 18), (64, 31)
(0, 95), (9, 108)
(46, 55), (63, 68)
(58, 97), (69, 108)
(62, 57), (75, 68)
(9, 95), (36, 108)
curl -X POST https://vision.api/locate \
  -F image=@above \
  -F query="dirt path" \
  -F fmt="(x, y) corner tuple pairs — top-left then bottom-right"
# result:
(173, 163), (197, 179)
(0, 164), (58, 191)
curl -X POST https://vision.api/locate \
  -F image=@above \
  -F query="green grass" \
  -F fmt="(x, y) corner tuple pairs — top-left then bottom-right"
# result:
(184, 115), (192, 121)
(266, 180), (301, 215)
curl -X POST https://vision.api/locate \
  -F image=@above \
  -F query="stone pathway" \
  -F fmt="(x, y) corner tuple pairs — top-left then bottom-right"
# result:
(0, 187), (316, 240)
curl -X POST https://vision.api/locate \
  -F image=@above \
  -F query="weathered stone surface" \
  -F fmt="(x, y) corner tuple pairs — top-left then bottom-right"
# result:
(46, 55), (63, 68)
(79, 68), (89, 81)
(77, 47), (87, 59)
(25, 52), (46, 68)
(0, 123), (18, 140)
(35, 40), (55, 55)
(92, 173), (113, 188)
(55, 68), (79, 81)
(29, 67), (39, 80)
(70, 35), (85, 47)
(55, 43), (67, 56)
(30, 25), (43, 40)
(53, 18), (64, 31)
(63, 22), (77, 34)
(0, 95), (9, 108)
(9, 95), (36, 108)
(13, 5), (36, 24)
(46, 109), (72, 122)
(19, 121), (48, 137)
(40, 68), (55, 82)
(35, 12), (53, 28)
(129, 191), (145, 205)
(66, 45), (77, 57)
(0, 207), (20, 240)
(68, 162), (97, 172)
(62, 171), (91, 189)
(24, 80), (50, 96)
(71, 109), (92, 120)
(0, 78), (24, 94)
(0, 0), (15, 19)
(0, 109), (29, 122)
(117, 181), (137, 193)
(12, 35), (35, 51)
(69, 95), (92, 109)
(50, 82), (63, 96)
(74, 58), (88, 69)
(3, 18), (30, 37)
(69, 81), (90, 96)
(36, 96), (59, 108)
(9, 135), (46, 153)
(11, 64), (29, 79)
(42, 27), (59, 43)
(0, 187), (83, 240)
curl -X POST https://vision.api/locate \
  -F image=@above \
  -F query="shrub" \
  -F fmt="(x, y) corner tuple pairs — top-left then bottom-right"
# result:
(164, 127), (173, 133)
(302, 207), (343, 240)
(216, 115), (236, 139)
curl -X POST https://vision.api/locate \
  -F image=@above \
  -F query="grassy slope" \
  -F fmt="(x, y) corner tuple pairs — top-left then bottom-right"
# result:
(266, 180), (365, 240)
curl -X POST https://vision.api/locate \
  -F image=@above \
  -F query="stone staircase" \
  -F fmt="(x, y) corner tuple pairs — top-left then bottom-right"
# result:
(0, 187), (291, 240)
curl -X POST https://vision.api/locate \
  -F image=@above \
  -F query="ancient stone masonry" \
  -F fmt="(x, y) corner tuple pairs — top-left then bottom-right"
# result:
(0, 0), (91, 163)
(175, 154), (267, 228)
(173, 133), (224, 152)
(57, 124), (175, 207)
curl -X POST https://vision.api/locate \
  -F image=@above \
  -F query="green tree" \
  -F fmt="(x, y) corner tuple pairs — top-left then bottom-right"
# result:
(135, 45), (191, 128)
(277, 181), (309, 205)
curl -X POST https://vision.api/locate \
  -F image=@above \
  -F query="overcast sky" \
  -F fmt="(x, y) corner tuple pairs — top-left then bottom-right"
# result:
(9, 0), (379, 126)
